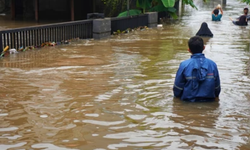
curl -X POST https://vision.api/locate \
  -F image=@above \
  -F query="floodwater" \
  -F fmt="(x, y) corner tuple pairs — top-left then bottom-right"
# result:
(1, 0), (250, 149)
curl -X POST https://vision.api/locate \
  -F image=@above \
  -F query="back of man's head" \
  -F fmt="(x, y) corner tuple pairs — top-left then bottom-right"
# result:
(188, 36), (204, 54)
(213, 9), (219, 15)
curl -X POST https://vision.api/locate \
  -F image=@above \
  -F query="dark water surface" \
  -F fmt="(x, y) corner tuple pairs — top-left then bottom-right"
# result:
(1, 0), (250, 149)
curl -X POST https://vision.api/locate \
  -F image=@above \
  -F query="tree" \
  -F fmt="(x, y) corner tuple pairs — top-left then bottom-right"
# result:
(101, 0), (137, 17)
(136, 0), (176, 14)
(119, 0), (178, 18)
(241, 0), (250, 4)
(117, 0), (203, 18)
(182, 0), (198, 9)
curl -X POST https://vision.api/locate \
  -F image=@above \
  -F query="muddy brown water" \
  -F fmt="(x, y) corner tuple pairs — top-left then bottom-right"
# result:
(1, 0), (250, 149)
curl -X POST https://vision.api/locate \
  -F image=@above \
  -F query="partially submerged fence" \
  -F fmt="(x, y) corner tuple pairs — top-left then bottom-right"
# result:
(0, 20), (93, 52)
(111, 14), (148, 34)
(0, 12), (159, 53)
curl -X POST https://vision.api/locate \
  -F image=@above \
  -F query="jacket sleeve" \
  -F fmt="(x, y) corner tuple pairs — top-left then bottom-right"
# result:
(173, 63), (186, 98)
(214, 65), (221, 97)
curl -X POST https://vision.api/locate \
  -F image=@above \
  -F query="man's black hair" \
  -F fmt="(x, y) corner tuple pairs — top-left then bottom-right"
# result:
(188, 36), (204, 54)
(213, 9), (219, 15)
(244, 8), (249, 15)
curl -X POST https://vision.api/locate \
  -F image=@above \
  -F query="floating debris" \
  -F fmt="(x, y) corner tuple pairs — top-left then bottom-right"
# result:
(157, 24), (163, 28)
(0, 36), (81, 58)
(113, 26), (148, 35)
(0, 46), (9, 57)
(18, 47), (24, 51)
(9, 49), (18, 54)
(64, 40), (69, 44)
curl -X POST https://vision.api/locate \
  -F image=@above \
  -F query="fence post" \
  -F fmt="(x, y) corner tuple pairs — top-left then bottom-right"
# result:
(93, 18), (111, 39)
(0, 31), (3, 53)
(146, 12), (158, 28)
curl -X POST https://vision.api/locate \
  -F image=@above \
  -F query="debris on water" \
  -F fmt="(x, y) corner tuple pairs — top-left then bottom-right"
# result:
(157, 24), (163, 28)
(9, 49), (18, 54)
(0, 46), (9, 57)
(49, 42), (56, 46)
(64, 40), (69, 44)
(18, 47), (24, 51)
(40, 114), (48, 118)
(0, 37), (79, 58)
(113, 26), (148, 35)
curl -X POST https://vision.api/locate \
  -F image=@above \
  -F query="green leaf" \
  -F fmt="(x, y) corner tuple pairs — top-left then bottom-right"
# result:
(161, 0), (175, 7)
(117, 9), (142, 17)
(182, 0), (198, 10)
(136, 0), (152, 10)
(166, 7), (176, 13)
(169, 12), (178, 19)
(149, 4), (168, 12)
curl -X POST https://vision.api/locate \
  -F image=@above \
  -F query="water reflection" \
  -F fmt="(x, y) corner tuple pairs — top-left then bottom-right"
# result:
(1, 0), (250, 149)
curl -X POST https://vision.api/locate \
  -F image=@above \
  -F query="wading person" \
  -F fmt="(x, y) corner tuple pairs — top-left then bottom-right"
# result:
(196, 22), (213, 37)
(212, 5), (223, 21)
(229, 7), (249, 26)
(173, 36), (221, 102)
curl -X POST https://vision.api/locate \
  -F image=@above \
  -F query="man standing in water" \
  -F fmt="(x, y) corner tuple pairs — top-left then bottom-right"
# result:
(230, 7), (249, 26)
(173, 36), (221, 102)
(212, 4), (223, 21)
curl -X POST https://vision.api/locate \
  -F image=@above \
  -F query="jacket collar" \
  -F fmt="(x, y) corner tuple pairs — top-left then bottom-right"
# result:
(191, 53), (205, 58)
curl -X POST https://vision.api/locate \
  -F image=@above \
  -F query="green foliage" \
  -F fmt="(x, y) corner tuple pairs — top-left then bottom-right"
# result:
(182, 0), (209, 10)
(136, 0), (176, 13)
(149, 0), (177, 18)
(118, 0), (178, 18)
(115, 0), (199, 19)
(136, 0), (152, 13)
(101, 0), (130, 17)
(161, 0), (175, 8)
(182, 0), (198, 9)
(149, 4), (169, 12)
(117, 9), (142, 17)
(241, 0), (250, 4)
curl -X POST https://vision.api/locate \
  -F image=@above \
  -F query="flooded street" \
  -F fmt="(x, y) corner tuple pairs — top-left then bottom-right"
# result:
(1, 0), (250, 149)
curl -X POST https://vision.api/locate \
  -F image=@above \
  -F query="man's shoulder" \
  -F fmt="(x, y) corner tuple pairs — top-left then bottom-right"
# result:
(205, 58), (218, 66)
(184, 57), (217, 66)
(181, 58), (192, 65)
(179, 58), (194, 68)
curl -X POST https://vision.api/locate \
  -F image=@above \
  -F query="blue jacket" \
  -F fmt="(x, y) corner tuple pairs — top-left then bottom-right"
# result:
(173, 53), (221, 102)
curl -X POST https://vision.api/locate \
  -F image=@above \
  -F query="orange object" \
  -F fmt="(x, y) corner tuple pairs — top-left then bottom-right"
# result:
(3, 46), (9, 52)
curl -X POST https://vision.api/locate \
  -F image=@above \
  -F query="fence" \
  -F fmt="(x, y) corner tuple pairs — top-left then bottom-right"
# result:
(0, 19), (93, 53)
(111, 14), (148, 34)
(0, 13), (160, 53)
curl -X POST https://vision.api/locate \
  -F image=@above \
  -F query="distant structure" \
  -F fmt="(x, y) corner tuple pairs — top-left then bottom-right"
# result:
(9, 0), (102, 21)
